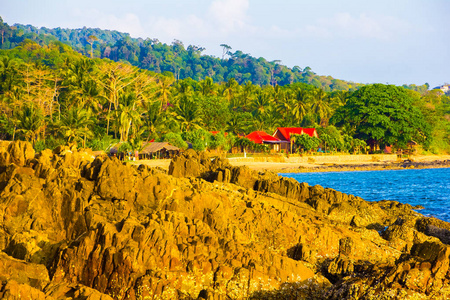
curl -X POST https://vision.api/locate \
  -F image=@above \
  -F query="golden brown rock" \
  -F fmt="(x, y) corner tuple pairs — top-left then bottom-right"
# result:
(0, 140), (35, 167)
(1, 143), (450, 299)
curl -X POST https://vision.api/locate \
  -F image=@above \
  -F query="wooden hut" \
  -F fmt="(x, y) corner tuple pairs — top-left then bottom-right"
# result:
(139, 142), (180, 159)
(109, 142), (126, 160)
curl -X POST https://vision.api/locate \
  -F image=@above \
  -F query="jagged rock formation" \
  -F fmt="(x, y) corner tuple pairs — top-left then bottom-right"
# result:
(1, 142), (450, 299)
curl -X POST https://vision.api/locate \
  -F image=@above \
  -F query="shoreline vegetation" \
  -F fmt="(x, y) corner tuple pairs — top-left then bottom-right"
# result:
(134, 154), (450, 173)
(1, 24), (449, 159)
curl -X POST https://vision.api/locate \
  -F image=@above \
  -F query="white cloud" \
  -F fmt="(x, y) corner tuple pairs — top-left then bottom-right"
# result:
(186, 15), (208, 37)
(304, 12), (412, 41)
(208, 0), (250, 34)
(100, 13), (146, 38)
(143, 0), (253, 44)
(148, 17), (183, 42)
(145, 14), (213, 44)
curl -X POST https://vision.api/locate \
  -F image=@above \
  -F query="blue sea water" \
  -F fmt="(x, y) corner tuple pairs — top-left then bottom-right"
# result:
(280, 168), (450, 222)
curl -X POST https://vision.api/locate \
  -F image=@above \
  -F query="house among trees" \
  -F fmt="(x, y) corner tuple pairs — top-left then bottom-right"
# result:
(245, 131), (287, 152)
(109, 142), (126, 158)
(139, 142), (180, 159)
(244, 128), (319, 153)
(433, 84), (450, 94)
(272, 127), (319, 153)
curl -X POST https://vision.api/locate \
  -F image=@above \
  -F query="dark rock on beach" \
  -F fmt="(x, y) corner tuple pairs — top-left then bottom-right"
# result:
(1, 141), (450, 299)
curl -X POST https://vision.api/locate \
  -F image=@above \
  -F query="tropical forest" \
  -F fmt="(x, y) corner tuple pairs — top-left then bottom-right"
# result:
(0, 16), (449, 155)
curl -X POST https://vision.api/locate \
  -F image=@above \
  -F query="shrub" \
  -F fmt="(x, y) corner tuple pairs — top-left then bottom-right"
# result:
(163, 132), (188, 149)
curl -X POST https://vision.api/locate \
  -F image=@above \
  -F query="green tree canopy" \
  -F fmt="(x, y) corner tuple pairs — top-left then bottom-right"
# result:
(331, 84), (431, 149)
(292, 133), (320, 153)
(1, 34), (447, 154)
(163, 132), (188, 149)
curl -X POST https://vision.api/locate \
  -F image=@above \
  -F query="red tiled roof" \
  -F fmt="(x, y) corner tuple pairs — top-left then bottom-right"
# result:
(302, 128), (317, 138)
(246, 131), (281, 144)
(274, 127), (317, 141)
(274, 127), (303, 141)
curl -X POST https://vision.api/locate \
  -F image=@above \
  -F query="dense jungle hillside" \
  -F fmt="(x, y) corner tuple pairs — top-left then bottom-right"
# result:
(0, 17), (374, 91)
(0, 16), (449, 155)
(0, 17), (435, 93)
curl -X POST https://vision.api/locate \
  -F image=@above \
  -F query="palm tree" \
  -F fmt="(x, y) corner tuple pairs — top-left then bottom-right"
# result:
(276, 98), (293, 126)
(0, 56), (20, 118)
(233, 137), (254, 153)
(291, 88), (310, 124)
(226, 112), (254, 136)
(65, 58), (93, 89)
(240, 80), (256, 111)
(64, 58), (100, 110)
(273, 85), (285, 104)
(14, 104), (45, 145)
(55, 106), (94, 147)
(81, 79), (102, 112)
(250, 91), (277, 132)
(171, 98), (202, 132)
(222, 78), (239, 103)
(155, 75), (175, 112)
(329, 90), (348, 110)
(199, 76), (216, 96)
(251, 90), (273, 118)
(261, 109), (281, 133)
(0, 56), (19, 99)
(311, 88), (332, 126)
(174, 80), (193, 104)
(117, 92), (143, 142)
(142, 100), (167, 141)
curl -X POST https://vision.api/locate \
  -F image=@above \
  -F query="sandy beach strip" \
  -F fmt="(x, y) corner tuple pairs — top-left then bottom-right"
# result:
(134, 154), (450, 173)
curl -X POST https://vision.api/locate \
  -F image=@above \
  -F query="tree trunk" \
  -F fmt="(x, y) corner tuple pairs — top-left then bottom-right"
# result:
(125, 120), (132, 142)
(106, 102), (112, 135)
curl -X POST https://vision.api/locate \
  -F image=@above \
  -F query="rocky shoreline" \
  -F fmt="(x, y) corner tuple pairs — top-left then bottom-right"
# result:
(1, 141), (450, 299)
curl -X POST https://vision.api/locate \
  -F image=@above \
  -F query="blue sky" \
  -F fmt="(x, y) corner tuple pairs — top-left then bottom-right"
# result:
(2, 0), (449, 87)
